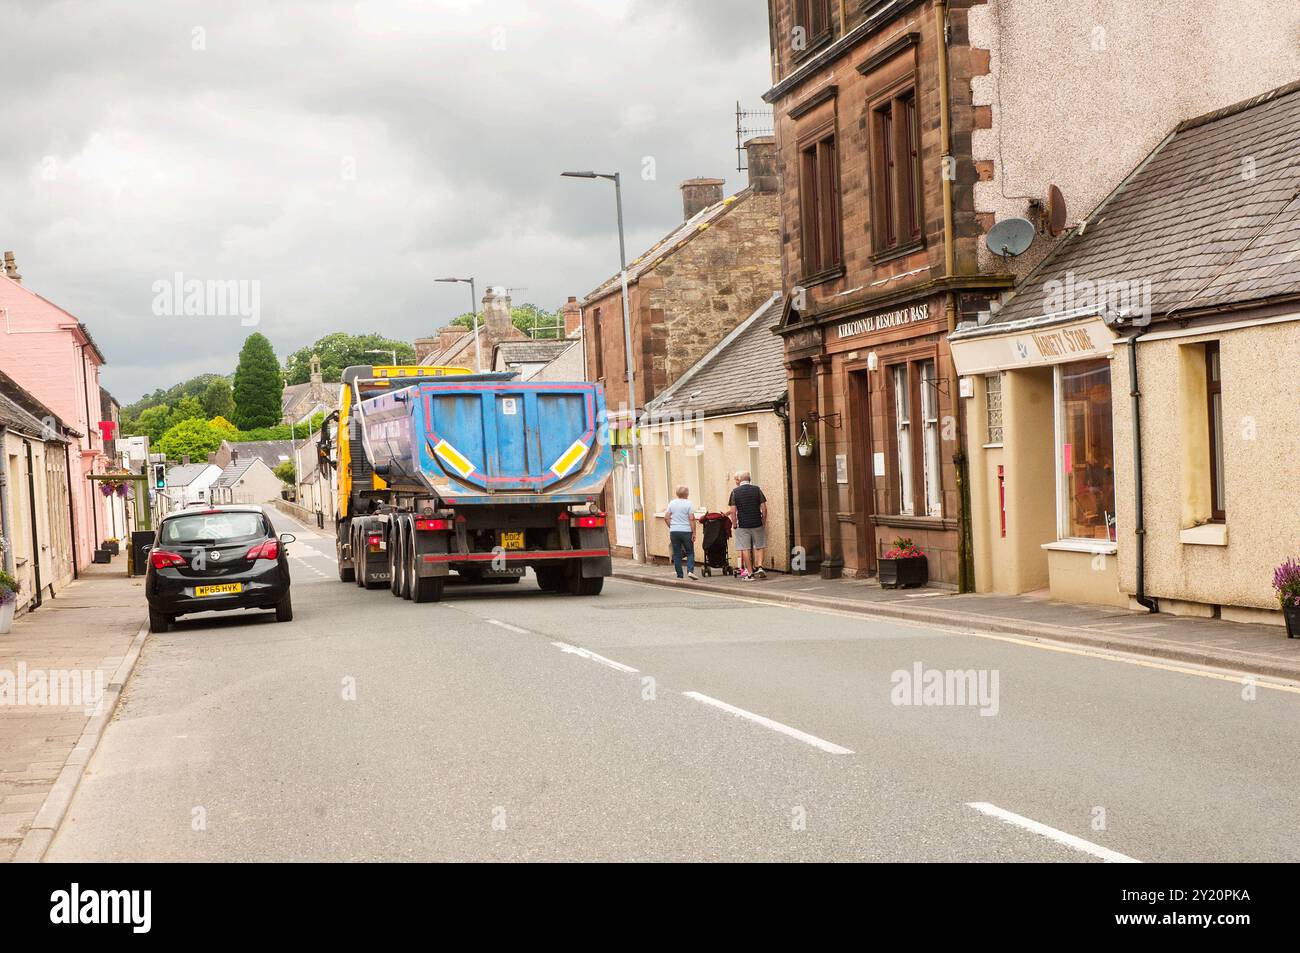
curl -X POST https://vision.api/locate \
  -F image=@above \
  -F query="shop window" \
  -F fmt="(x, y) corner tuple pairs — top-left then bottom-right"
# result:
(985, 373), (1003, 445)
(1206, 343), (1225, 521)
(1057, 359), (1116, 541)
(892, 365), (914, 515)
(870, 86), (922, 254)
(920, 360), (942, 517)
(798, 131), (842, 279)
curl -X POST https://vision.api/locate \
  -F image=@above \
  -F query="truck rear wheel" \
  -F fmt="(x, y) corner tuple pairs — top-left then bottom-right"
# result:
(536, 566), (564, 592)
(567, 572), (604, 596)
(412, 574), (443, 603)
(388, 528), (403, 597)
(337, 535), (355, 582)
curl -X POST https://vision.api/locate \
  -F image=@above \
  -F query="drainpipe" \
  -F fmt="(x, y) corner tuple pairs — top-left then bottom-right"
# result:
(64, 440), (79, 579)
(24, 439), (42, 609)
(1127, 329), (1157, 613)
(775, 393), (796, 572)
(936, 0), (956, 279)
(0, 426), (13, 576)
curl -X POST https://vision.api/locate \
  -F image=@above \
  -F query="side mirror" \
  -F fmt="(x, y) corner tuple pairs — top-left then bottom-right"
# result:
(279, 533), (296, 545)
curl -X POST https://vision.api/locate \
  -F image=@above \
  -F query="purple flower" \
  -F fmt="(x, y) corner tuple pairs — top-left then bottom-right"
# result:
(1273, 558), (1300, 610)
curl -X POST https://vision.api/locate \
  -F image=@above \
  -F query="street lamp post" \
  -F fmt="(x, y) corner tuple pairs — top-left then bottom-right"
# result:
(365, 348), (399, 367)
(561, 170), (645, 564)
(435, 277), (483, 372)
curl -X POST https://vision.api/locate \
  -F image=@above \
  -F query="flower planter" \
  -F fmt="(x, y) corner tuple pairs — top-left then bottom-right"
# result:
(103, 541), (120, 555)
(879, 555), (928, 589)
(0, 600), (14, 635)
(92, 549), (112, 564)
(1286, 604), (1300, 640)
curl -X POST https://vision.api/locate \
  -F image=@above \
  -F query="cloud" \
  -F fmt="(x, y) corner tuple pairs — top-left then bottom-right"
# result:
(0, 0), (772, 401)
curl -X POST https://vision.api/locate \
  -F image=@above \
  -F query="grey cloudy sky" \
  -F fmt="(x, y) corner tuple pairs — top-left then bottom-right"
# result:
(0, 0), (772, 401)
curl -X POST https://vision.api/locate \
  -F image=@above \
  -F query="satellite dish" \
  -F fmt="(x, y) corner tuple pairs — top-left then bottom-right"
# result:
(1047, 184), (1067, 237)
(985, 217), (1035, 257)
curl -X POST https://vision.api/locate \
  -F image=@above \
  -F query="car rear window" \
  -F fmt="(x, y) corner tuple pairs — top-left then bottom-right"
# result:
(161, 512), (266, 545)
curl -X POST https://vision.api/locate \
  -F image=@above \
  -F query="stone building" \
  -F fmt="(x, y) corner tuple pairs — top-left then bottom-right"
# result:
(950, 82), (1300, 624)
(579, 138), (781, 553)
(763, 0), (1299, 587)
(280, 354), (339, 425)
(417, 286), (528, 373)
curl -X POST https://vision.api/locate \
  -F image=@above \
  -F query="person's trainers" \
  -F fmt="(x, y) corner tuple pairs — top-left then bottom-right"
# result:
(687, 571), (698, 580)
(755, 567), (767, 578)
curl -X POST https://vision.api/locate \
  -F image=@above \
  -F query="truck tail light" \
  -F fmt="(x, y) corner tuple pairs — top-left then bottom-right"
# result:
(366, 534), (384, 553)
(246, 539), (279, 561)
(415, 518), (451, 531)
(574, 515), (605, 528)
(150, 549), (187, 570)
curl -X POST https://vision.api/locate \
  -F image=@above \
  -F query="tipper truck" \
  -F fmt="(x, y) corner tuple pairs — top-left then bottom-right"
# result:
(319, 364), (614, 602)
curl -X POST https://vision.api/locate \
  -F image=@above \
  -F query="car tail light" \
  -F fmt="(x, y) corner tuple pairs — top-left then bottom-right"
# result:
(246, 539), (279, 561)
(150, 549), (187, 570)
(574, 515), (606, 528)
(415, 518), (451, 531)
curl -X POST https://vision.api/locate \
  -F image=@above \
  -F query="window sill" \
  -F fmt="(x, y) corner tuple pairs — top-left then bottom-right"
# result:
(1180, 523), (1228, 547)
(1042, 539), (1117, 555)
(790, 32), (835, 66)
(982, 442), (1004, 450)
(799, 264), (845, 288)
(870, 238), (925, 265)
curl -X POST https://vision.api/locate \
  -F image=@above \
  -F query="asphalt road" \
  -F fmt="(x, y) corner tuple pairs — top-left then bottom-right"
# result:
(44, 510), (1300, 862)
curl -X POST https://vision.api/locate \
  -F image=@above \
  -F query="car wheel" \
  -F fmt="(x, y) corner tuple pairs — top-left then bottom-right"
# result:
(275, 592), (293, 622)
(567, 573), (604, 596)
(148, 608), (170, 633)
(412, 574), (444, 604)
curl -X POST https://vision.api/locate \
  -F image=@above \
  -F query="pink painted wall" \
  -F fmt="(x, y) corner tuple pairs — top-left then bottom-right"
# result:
(0, 274), (108, 569)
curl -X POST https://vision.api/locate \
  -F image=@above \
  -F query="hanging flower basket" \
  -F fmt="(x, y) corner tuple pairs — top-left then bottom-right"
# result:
(879, 537), (928, 589)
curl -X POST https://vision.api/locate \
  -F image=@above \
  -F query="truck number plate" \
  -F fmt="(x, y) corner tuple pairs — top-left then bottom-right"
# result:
(500, 532), (525, 550)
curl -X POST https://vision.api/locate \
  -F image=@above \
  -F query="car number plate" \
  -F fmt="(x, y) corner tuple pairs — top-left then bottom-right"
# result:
(500, 532), (525, 550)
(195, 583), (243, 597)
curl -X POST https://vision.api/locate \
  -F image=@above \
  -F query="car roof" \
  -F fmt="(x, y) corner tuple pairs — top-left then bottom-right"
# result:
(160, 504), (266, 521)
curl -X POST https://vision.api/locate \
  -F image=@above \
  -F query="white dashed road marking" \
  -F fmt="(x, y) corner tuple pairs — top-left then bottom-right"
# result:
(966, 802), (1140, 863)
(550, 641), (640, 674)
(682, 691), (854, 755)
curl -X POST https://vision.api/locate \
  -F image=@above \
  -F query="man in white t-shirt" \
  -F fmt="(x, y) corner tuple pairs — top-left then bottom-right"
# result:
(663, 485), (698, 580)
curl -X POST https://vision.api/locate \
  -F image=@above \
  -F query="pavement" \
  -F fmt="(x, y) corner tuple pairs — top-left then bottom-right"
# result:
(613, 558), (1300, 682)
(0, 560), (146, 862)
(33, 509), (1300, 862)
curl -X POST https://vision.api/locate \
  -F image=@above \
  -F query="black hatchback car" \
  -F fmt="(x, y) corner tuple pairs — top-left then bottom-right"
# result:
(145, 505), (295, 632)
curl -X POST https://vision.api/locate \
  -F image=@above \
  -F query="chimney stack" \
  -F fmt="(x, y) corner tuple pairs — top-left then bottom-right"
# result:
(437, 325), (468, 354)
(309, 353), (323, 384)
(413, 336), (440, 363)
(744, 137), (777, 193)
(482, 286), (514, 337)
(680, 178), (725, 220)
(182, 455), (190, 466)
(562, 296), (582, 338)
(3, 251), (21, 283)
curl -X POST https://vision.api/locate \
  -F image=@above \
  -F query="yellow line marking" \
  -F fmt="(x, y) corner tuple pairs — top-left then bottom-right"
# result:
(616, 576), (1300, 696)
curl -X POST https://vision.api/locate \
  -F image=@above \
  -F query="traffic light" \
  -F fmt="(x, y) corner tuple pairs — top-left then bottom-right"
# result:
(152, 463), (167, 490)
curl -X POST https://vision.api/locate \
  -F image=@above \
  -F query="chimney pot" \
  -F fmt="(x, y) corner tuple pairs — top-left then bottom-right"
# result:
(3, 250), (21, 283)
(680, 178), (725, 220)
(744, 136), (777, 193)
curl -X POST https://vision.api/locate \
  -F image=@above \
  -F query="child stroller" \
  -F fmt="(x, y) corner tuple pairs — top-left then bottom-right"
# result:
(698, 512), (734, 577)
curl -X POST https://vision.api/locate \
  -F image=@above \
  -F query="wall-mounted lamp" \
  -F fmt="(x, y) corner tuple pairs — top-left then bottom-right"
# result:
(866, 351), (878, 372)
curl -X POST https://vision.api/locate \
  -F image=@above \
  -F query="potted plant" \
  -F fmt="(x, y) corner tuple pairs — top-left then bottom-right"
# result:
(879, 536), (928, 589)
(0, 569), (19, 634)
(1274, 557), (1300, 639)
(104, 537), (120, 555)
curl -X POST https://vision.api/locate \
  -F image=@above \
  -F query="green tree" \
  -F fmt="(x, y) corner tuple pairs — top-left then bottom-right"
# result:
(232, 333), (283, 430)
(209, 415), (238, 436)
(273, 460), (296, 485)
(132, 405), (173, 444)
(448, 303), (563, 339)
(283, 332), (417, 384)
(201, 378), (235, 419)
(157, 418), (223, 463)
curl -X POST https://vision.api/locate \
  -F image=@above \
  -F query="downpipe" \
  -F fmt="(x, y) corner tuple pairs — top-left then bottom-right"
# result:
(1127, 329), (1157, 613)
(775, 394), (796, 571)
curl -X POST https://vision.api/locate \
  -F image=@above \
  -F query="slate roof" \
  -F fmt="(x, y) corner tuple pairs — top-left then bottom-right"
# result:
(223, 440), (294, 469)
(645, 293), (785, 420)
(584, 188), (758, 301)
(494, 340), (573, 365)
(986, 81), (1300, 331)
(212, 458), (272, 488)
(165, 463), (216, 488)
(0, 369), (66, 440)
